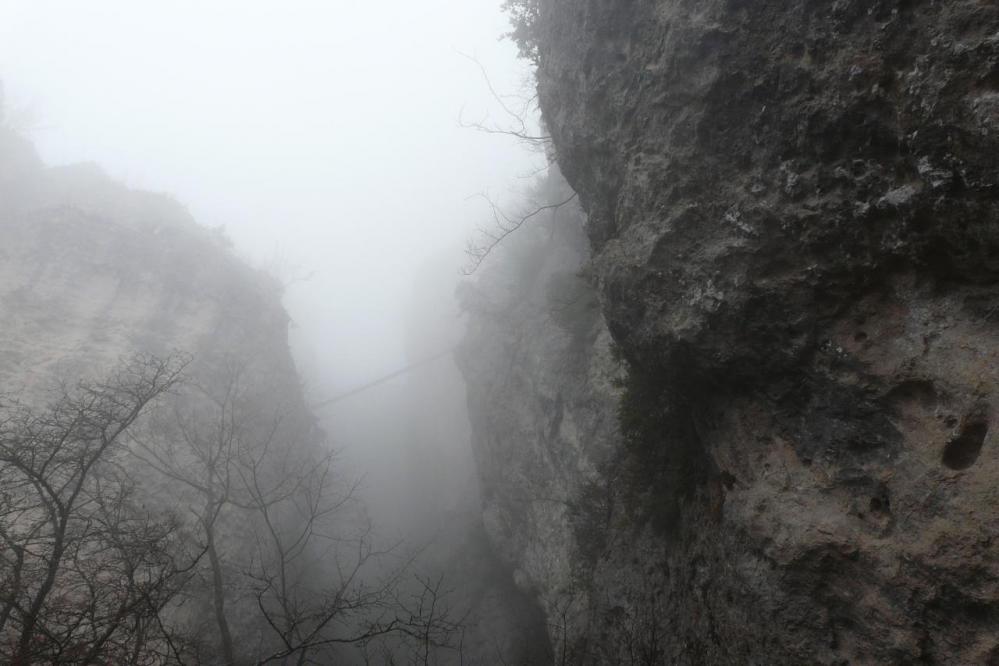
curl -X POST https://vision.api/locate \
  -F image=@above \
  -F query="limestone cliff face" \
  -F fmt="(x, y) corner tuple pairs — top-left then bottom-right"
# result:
(0, 128), (332, 662)
(464, 2), (999, 663)
(458, 175), (635, 662)
(0, 128), (298, 400)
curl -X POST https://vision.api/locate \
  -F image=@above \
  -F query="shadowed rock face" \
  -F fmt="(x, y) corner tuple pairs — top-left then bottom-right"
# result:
(540, 0), (999, 381)
(490, 0), (999, 662)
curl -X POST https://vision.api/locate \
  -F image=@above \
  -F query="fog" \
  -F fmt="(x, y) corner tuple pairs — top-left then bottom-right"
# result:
(0, 0), (540, 389)
(0, 2), (549, 661)
(0, 0), (543, 534)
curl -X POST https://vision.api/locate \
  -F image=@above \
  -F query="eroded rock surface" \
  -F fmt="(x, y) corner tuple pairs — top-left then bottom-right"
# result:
(465, 2), (999, 663)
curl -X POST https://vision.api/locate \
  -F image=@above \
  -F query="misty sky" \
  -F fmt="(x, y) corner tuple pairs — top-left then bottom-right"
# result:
(0, 0), (541, 392)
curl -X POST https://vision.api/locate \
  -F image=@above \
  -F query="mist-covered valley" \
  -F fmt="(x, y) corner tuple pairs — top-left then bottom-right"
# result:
(4, 1), (999, 664)
(0, 2), (556, 663)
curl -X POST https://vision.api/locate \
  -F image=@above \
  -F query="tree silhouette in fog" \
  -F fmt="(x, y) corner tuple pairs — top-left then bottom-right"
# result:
(0, 355), (192, 664)
(0, 356), (463, 665)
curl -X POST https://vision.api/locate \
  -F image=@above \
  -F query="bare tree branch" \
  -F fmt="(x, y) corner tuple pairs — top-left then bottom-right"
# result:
(0, 354), (195, 665)
(457, 52), (551, 149)
(462, 191), (578, 275)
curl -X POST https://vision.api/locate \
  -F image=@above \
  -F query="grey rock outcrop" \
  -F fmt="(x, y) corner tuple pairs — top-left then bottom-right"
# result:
(463, 2), (999, 663)
(0, 128), (297, 401)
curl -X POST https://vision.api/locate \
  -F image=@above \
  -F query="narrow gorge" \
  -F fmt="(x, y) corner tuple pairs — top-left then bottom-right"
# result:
(1, 1), (998, 663)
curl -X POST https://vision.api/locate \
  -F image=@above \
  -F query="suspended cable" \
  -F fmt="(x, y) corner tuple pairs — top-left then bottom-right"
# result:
(310, 349), (455, 409)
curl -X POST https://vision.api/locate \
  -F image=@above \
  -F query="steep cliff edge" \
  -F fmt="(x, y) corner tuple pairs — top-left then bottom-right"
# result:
(0, 127), (297, 399)
(465, 2), (999, 663)
(0, 127), (350, 662)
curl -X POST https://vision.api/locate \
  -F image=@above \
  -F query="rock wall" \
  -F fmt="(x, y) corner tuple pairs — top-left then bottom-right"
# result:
(459, 173), (636, 662)
(0, 127), (298, 401)
(463, 2), (999, 663)
(0, 127), (360, 663)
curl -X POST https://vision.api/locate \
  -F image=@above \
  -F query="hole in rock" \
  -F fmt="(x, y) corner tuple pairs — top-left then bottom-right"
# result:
(978, 65), (999, 92)
(942, 419), (989, 470)
(887, 379), (937, 407)
(869, 495), (889, 514)
(854, 330), (868, 342)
